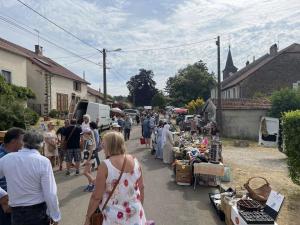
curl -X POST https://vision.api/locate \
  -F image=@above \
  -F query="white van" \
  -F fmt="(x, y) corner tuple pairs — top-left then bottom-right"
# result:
(73, 100), (111, 131)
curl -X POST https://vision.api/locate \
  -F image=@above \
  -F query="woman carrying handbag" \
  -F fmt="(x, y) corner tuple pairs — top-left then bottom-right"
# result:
(84, 131), (146, 225)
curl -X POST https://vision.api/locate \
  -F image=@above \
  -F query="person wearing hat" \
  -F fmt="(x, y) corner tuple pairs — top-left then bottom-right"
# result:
(111, 122), (121, 132)
(81, 127), (96, 192)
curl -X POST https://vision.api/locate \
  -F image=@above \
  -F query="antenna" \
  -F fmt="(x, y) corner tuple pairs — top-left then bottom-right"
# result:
(34, 29), (40, 45)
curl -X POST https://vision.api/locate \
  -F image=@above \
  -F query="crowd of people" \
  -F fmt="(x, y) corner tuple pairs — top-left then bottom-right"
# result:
(0, 112), (147, 225)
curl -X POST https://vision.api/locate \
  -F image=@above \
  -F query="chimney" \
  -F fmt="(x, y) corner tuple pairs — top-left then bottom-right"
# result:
(83, 71), (86, 80)
(35, 45), (43, 55)
(270, 44), (278, 56)
(253, 56), (255, 62)
(246, 60), (250, 66)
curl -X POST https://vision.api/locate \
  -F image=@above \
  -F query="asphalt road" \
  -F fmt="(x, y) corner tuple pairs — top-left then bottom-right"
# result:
(56, 125), (224, 225)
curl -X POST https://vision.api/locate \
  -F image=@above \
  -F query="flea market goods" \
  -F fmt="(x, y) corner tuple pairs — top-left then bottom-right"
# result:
(210, 141), (221, 163)
(239, 211), (274, 224)
(237, 199), (262, 212)
(244, 177), (271, 204)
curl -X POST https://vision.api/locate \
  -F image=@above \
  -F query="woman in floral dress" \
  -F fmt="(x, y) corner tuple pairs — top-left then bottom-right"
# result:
(84, 131), (146, 225)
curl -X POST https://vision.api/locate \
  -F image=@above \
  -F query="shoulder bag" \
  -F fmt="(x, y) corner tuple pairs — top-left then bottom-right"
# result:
(61, 126), (76, 150)
(90, 155), (127, 225)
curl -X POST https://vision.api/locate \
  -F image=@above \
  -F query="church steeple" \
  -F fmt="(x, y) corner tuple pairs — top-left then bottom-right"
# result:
(223, 46), (238, 80)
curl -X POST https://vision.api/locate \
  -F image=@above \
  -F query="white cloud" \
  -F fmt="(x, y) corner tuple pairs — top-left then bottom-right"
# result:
(0, 0), (299, 96)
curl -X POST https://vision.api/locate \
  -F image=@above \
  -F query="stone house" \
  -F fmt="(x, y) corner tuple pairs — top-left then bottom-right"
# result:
(0, 37), (90, 115)
(211, 43), (300, 99)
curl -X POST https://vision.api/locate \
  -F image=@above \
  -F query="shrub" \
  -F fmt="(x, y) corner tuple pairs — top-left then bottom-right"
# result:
(49, 109), (59, 118)
(24, 108), (39, 125)
(185, 97), (205, 114)
(282, 110), (300, 185)
(0, 96), (26, 130)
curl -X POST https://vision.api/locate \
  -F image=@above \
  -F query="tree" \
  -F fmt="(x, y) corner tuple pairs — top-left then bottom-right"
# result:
(269, 88), (300, 118)
(152, 91), (166, 109)
(165, 60), (216, 106)
(127, 69), (158, 106)
(185, 97), (205, 114)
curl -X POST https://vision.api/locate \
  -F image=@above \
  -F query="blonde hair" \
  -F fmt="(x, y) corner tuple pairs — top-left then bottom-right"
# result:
(103, 131), (126, 156)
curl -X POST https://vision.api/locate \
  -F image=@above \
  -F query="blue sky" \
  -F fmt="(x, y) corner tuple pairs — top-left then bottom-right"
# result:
(0, 0), (299, 96)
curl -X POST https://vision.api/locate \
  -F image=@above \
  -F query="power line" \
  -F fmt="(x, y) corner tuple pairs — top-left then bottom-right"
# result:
(0, 15), (101, 66)
(121, 37), (216, 52)
(16, 0), (102, 53)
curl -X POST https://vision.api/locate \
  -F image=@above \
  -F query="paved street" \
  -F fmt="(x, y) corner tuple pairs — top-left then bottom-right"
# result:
(56, 126), (224, 225)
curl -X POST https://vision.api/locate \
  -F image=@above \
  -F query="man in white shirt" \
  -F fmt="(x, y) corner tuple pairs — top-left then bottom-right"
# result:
(0, 131), (61, 225)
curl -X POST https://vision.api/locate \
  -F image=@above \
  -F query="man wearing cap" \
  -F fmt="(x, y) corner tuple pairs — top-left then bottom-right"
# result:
(64, 119), (82, 176)
(0, 127), (25, 225)
(111, 123), (121, 132)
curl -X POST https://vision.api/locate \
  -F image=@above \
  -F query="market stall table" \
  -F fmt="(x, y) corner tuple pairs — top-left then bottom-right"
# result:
(193, 162), (225, 189)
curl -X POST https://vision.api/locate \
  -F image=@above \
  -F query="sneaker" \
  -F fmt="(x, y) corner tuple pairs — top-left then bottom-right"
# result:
(65, 171), (70, 176)
(83, 185), (91, 192)
(88, 184), (95, 192)
(75, 170), (80, 176)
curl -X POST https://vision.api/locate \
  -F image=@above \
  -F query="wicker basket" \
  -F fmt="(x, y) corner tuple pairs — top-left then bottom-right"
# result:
(244, 177), (271, 204)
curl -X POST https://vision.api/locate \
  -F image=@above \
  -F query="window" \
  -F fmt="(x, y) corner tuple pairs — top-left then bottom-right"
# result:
(57, 93), (68, 112)
(1, 70), (11, 83)
(233, 88), (236, 98)
(73, 81), (81, 92)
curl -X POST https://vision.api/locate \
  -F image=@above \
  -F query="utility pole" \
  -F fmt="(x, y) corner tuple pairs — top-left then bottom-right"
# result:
(216, 36), (222, 134)
(103, 48), (107, 105)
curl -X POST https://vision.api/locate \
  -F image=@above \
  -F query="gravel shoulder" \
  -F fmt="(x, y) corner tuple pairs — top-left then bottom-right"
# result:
(222, 141), (300, 225)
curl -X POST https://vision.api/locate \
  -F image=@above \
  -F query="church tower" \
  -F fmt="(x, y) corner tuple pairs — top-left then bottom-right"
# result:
(223, 46), (238, 80)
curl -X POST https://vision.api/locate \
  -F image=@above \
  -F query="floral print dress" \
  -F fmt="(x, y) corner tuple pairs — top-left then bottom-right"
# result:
(100, 158), (146, 225)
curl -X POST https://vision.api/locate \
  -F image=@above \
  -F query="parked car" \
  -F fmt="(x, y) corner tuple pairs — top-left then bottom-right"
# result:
(180, 115), (201, 131)
(73, 100), (111, 131)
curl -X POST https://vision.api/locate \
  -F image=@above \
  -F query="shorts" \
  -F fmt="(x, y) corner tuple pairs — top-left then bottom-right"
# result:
(83, 150), (96, 161)
(65, 148), (81, 163)
(58, 148), (65, 160)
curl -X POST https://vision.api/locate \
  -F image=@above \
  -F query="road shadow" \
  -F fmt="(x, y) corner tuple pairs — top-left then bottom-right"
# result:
(59, 185), (89, 207)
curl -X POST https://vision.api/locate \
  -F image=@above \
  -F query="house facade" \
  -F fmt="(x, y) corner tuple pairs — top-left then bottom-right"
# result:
(211, 43), (300, 99)
(0, 37), (90, 115)
(87, 86), (103, 103)
(0, 43), (27, 87)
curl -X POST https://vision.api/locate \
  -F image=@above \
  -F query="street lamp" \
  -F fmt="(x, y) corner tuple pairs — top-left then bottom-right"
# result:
(102, 48), (122, 104)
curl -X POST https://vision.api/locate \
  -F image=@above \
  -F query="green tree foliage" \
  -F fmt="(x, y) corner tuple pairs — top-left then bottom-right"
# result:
(282, 110), (300, 184)
(127, 69), (158, 106)
(0, 75), (37, 130)
(269, 88), (300, 118)
(165, 60), (216, 106)
(151, 91), (166, 109)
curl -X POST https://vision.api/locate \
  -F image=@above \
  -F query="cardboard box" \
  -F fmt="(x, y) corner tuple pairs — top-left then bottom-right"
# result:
(176, 172), (192, 185)
(194, 162), (225, 176)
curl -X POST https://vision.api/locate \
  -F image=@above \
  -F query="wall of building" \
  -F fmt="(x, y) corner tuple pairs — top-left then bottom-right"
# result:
(26, 60), (46, 114)
(0, 49), (27, 87)
(87, 93), (103, 103)
(240, 52), (300, 98)
(51, 75), (88, 110)
(222, 109), (268, 140)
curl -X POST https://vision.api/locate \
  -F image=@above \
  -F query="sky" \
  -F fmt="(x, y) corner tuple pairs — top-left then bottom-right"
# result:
(0, 0), (299, 96)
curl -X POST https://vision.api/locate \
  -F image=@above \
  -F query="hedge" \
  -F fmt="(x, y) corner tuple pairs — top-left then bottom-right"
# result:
(282, 110), (300, 185)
